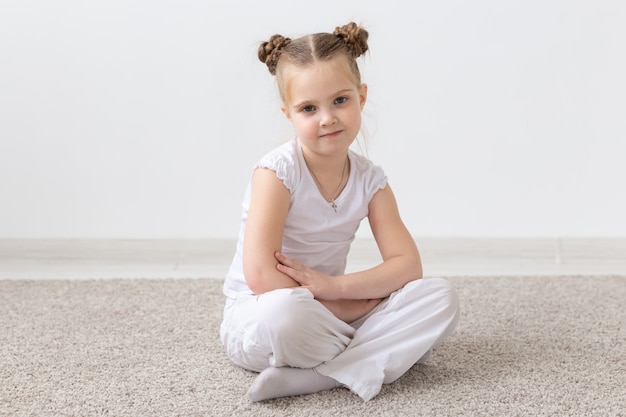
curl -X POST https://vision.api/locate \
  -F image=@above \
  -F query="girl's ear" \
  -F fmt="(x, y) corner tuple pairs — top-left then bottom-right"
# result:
(359, 84), (368, 110)
(281, 103), (292, 120)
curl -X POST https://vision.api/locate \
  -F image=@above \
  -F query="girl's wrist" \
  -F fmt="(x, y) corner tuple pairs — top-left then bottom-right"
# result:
(333, 275), (348, 300)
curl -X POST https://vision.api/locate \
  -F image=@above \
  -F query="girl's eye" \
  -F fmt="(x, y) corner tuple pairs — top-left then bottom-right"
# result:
(302, 105), (315, 113)
(335, 96), (348, 105)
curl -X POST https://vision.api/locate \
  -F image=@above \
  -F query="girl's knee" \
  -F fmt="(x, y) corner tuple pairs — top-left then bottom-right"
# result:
(255, 288), (352, 367)
(429, 278), (460, 330)
(429, 277), (458, 299)
(256, 288), (316, 335)
(430, 278), (459, 311)
(405, 277), (459, 318)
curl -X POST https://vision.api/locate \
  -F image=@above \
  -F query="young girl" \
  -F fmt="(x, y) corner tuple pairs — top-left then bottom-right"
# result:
(220, 22), (459, 402)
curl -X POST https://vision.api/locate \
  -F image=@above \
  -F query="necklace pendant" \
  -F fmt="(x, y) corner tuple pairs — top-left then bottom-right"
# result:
(330, 200), (338, 213)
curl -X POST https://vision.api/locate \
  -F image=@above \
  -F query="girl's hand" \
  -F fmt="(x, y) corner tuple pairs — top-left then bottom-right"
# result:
(274, 252), (340, 300)
(319, 299), (383, 323)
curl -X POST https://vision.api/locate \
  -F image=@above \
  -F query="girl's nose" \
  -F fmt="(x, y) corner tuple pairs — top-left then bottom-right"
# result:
(320, 109), (337, 127)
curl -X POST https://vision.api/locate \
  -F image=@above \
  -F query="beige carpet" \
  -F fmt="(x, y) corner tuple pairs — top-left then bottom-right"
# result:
(1, 276), (624, 416)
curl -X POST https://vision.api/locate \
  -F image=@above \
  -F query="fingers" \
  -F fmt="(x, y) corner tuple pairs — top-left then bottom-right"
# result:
(275, 251), (304, 270)
(274, 252), (302, 280)
(274, 252), (318, 288)
(274, 251), (288, 264)
(275, 251), (295, 266)
(276, 262), (294, 276)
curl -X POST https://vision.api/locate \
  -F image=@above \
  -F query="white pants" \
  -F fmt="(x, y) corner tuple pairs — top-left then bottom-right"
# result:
(220, 277), (459, 401)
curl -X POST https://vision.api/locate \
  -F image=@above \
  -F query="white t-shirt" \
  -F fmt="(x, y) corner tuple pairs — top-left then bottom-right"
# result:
(222, 137), (387, 298)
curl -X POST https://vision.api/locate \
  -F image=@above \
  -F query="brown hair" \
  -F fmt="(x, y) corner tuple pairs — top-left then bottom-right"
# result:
(257, 22), (369, 102)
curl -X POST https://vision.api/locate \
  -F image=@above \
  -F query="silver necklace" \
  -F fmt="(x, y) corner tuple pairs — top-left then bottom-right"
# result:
(307, 156), (349, 213)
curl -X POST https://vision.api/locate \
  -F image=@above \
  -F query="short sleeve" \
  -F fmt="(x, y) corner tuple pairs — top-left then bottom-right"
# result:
(350, 151), (388, 204)
(254, 140), (300, 193)
(371, 164), (387, 193)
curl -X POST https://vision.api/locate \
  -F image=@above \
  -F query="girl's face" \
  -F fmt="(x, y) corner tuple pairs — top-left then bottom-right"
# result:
(281, 57), (367, 159)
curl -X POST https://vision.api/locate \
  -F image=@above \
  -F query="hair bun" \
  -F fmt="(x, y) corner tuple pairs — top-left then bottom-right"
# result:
(333, 22), (369, 58)
(258, 34), (292, 75)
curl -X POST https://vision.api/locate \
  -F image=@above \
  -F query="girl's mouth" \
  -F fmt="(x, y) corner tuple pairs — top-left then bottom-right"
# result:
(320, 130), (342, 138)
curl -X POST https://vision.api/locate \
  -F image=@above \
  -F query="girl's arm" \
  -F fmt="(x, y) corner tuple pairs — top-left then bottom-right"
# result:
(356, 183), (423, 297)
(243, 168), (300, 294)
(317, 298), (383, 323)
(277, 184), (422, 300)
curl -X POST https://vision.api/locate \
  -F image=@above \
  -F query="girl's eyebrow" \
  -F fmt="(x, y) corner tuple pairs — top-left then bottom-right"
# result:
(292, 99), (313, 110)
(333, 89), (354, 96)
(292, 89), (354, 109)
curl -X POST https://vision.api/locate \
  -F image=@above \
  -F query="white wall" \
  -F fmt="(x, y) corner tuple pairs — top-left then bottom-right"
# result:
(1, 0), (624, 239)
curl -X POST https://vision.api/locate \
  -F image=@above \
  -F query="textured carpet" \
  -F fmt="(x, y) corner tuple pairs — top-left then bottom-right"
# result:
(1, 276), (624, 417)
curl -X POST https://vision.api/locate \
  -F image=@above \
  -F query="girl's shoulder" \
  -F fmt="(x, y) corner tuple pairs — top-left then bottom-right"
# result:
(255, 138), (301, 193)
(349, 149), (388, 196)
(349, 149), (386, 180)
(349, 149), (378, 171)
